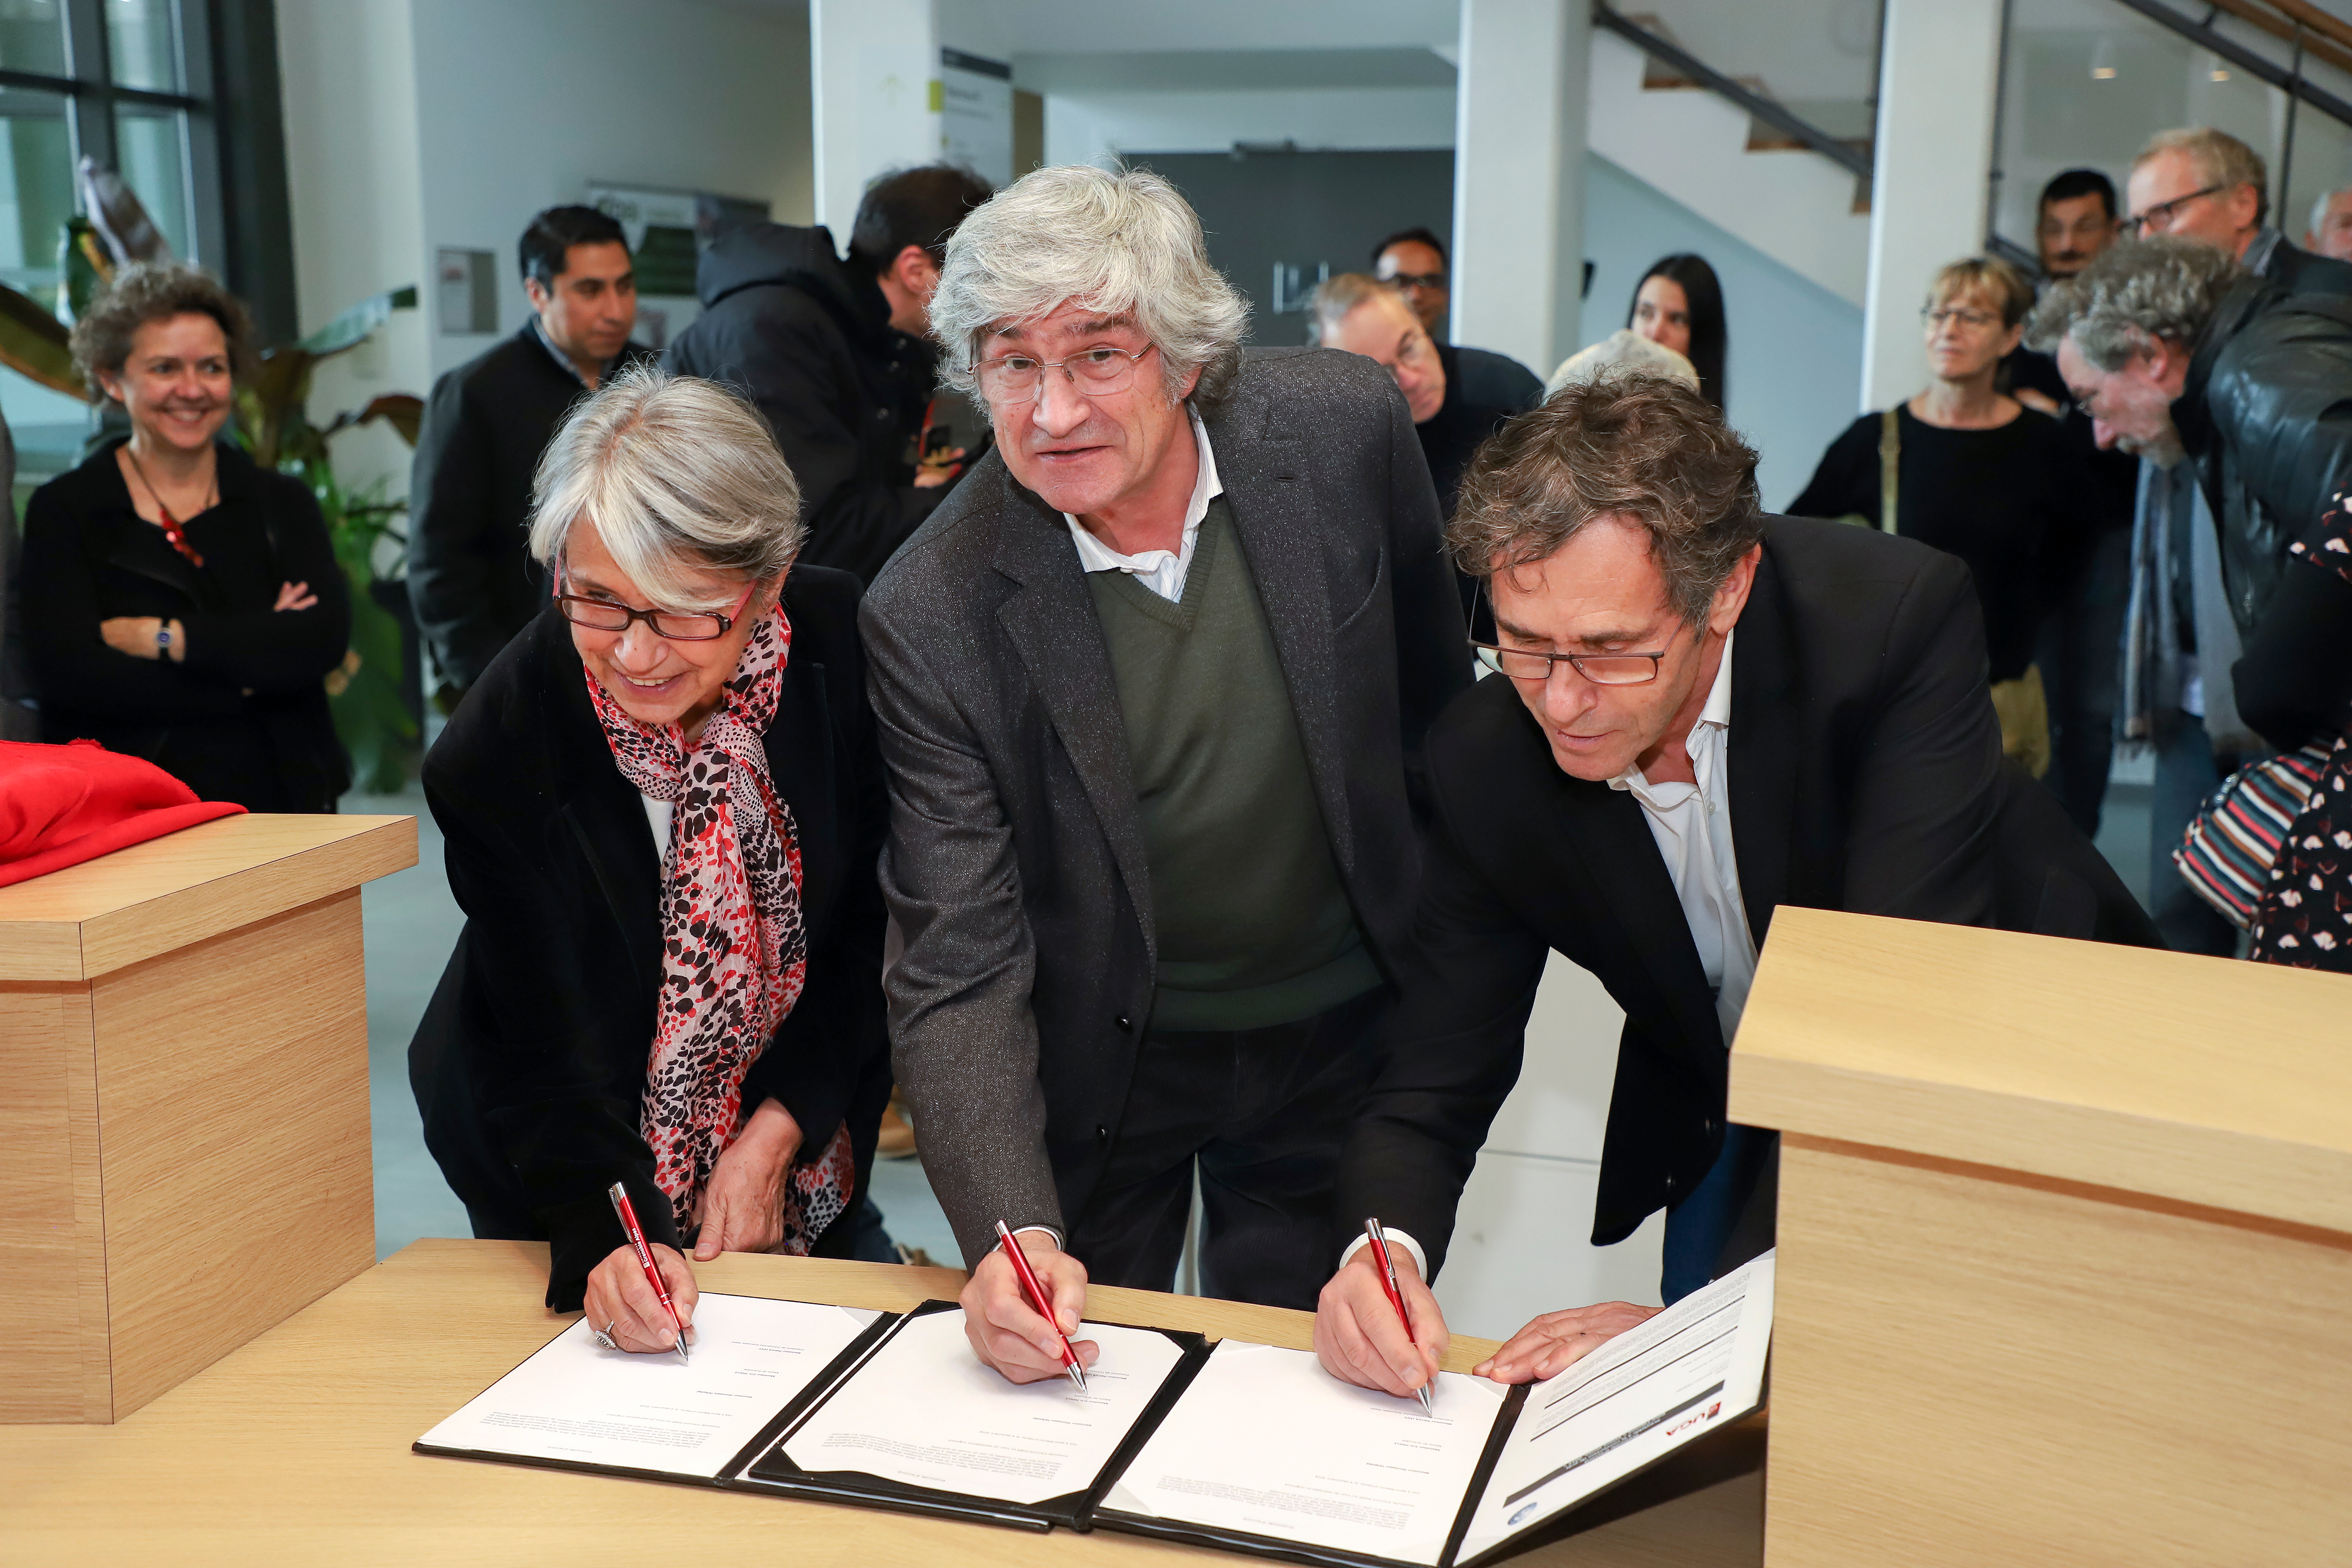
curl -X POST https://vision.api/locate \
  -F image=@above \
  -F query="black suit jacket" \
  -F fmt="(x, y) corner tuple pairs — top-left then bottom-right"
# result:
(22, 440), (351, 809)
(860, 348), (1471, 1266)
(407, 566), (889, 1310)
(1335, 516), (2156, 1273)
(406, 325), (655, 691)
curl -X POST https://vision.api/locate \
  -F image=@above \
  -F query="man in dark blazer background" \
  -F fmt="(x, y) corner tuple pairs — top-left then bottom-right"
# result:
(1311, 376), (2154, 1404)
(861, 166), (1467, 1382)
(407, 206), (652, 709)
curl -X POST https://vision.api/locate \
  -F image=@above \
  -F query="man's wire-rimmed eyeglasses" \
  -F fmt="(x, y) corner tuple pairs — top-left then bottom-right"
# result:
(2129, 184), (2223, 235)
(975, 343), (1157, 405)
(1471, 617), (1684, 685)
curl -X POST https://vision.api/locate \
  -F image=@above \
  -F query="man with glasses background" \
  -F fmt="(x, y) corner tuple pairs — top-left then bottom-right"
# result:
(2124, 127), (2352, 295)
(859, 166), (1466, 1384)
(1309, 375), (2145, 1403)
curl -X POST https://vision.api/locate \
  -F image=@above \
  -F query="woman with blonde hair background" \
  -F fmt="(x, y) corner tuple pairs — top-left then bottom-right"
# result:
(1789, 255), (2078, 774)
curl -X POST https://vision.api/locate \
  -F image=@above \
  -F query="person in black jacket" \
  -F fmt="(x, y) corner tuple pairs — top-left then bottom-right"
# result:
(406, 206), (653, 708)
(663, 165), (993, 587)
(1309, 376), (2153, 1401)
(2124, 127), (2352, 297)
(408, 368), (890, 1324)
(2029, 237), (2352, 952)
(24, 263), (350, 810)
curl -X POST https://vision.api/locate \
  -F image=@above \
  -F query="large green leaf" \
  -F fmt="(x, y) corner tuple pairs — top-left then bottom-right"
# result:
(299, 286), (419, 358)
(0, 278), (86, 398)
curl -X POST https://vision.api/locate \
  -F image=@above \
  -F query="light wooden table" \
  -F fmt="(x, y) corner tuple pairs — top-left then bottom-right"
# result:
(0, 1240), (1764, 1567)
(0, 813), (417, 1423)
(1731, 907), (2352, 1568)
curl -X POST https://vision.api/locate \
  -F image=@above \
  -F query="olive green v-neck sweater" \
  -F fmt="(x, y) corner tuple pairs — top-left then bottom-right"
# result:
(1086, 497), (1382, 1032)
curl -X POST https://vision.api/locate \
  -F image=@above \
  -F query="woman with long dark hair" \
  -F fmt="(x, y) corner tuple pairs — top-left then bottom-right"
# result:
(1627, 254), (1727, 413)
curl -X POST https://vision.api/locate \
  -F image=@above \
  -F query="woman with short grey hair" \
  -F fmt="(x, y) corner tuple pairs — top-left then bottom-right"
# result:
(929, 163), (1250, 407)
(409, 364), (892, 1338)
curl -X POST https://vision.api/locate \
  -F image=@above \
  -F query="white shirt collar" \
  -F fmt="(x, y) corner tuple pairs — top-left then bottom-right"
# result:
(1063, 405), (1221, 601)
(1609, 627), (1735, 797)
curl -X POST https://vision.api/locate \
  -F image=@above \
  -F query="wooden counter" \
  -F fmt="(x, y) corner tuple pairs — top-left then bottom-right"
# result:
(1729, 907), (2352, 1567)
(0, 1240), (1764, 1566)
(0, 812), (417, 1423)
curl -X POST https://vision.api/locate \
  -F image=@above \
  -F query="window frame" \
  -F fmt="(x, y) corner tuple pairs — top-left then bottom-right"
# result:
(0, 0), (223, 270)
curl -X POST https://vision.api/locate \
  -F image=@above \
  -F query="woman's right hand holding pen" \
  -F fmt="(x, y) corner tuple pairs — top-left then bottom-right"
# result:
(583, 1242), (698, 1354)
(961, 1231), (1099, 1384)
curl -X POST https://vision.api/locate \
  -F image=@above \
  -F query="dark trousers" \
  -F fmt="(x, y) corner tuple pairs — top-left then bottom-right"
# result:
(1659, 1123), (1777, 1305)
(1063, 987), (1391, 1312)
(2038, 527), (2132, 837)
(2150, 718), (2241, 957)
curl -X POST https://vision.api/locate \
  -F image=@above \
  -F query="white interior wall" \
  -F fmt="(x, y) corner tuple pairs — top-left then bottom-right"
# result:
(275, 0), (433, 508)
(1581, 154), (1866, 511)
(276, 0), (813, 499)
(410, 0), (812, 383)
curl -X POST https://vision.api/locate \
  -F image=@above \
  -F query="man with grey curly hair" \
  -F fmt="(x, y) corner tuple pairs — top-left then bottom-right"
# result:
(860, 164), (1468, 1379)
(2029, 235), (2352, 953)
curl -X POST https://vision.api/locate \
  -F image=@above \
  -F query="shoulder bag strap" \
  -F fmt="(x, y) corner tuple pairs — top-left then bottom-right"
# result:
(1878, 407), (1900, 534)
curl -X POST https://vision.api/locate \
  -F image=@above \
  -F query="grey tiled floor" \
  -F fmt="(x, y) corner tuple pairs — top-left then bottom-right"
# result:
(350, 783), (960, 1266)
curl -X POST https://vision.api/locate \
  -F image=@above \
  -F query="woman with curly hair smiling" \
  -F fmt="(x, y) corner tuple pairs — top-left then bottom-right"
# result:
(21, 262), (350, 809)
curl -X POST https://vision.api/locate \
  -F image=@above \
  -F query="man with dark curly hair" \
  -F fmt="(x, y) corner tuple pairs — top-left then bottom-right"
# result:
(1309, 374), (2152, 1403)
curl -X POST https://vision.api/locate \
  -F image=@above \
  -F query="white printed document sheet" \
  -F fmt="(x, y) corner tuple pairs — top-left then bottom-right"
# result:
(1453, 1251), (1774, 1565)
(1102, 1341), (1510, 1567)
(779, 1307), (1188, 1506)
(417, 1293), (880, 1478)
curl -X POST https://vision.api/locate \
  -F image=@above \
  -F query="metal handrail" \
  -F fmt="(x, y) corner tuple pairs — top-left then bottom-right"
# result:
(1591, 4), (1873, 182)
(2103, 0), (2352, 128)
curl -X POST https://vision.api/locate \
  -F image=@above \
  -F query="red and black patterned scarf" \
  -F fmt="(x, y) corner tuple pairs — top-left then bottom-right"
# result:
(584, 607), (853, 1251)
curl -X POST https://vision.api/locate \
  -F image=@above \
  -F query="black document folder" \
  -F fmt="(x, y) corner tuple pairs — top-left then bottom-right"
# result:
(738, 1299), (1209, 1531)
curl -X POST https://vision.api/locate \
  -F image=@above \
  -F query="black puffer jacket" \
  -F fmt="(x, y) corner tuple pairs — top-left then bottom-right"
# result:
(2177, 277), (2352, 638)
(663, 223), (954, 587)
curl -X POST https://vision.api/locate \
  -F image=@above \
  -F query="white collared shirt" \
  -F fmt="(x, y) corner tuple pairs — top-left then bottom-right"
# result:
(1062, 406), (1221, 601)
(1607, 628), (1758, 1046)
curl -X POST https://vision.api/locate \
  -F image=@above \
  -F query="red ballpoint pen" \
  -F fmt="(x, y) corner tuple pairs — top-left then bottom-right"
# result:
(993, 1219), (1087, 1392)
(1365, 1217), (1434, 1412)
(607, 1181), (689, 1363)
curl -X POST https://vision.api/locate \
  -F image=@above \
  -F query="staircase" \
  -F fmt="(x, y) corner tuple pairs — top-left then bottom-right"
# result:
(1587, 17), (1875, 306)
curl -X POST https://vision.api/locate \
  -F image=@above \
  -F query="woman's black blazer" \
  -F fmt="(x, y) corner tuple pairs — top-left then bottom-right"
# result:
(408, 565), (890, 1310)
(20, 440), (351, 810)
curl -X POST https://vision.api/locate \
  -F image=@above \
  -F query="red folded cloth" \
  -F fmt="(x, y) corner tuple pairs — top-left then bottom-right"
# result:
(0, 739), (246, 889)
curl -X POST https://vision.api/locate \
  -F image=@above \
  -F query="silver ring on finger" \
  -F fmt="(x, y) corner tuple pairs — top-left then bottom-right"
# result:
(590, 1319), (618, 1351)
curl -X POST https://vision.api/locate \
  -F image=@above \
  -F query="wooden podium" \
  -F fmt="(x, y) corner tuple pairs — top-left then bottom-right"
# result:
(1731, 907), (2352, 1566)
(0, 813), (416, 1424)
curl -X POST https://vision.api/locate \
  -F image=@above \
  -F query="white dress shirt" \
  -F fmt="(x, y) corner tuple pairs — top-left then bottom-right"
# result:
(1608, 628), (1758, 1046)
(1062, 406), (1221, 601)
(642, 795), (672, 858)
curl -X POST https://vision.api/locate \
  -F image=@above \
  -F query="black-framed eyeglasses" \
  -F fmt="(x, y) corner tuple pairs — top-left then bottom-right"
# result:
(1472, 616), (1684, 685)
(1383, 271), (1447, 291)
(2128, 184), (2224, 235)
(974, 343), (1157, 405)
(554, 575), (758, 641)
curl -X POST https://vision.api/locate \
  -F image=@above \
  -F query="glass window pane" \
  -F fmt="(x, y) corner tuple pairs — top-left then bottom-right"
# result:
(106, 0), (180, 94)
(112, 104), (188, 258)
(0, 0), (68, 79)
(0, 87), (74, 303)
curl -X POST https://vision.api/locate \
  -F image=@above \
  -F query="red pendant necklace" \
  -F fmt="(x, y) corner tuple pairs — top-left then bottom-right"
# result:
(123, 446), (213, 569)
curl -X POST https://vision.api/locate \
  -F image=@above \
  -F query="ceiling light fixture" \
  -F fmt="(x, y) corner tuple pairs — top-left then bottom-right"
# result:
(2091, 38), (2119, 80)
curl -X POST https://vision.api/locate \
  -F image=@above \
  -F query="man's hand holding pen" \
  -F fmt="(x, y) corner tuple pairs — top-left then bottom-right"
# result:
(961, 1229), (1100, 1385)
(1313, 1241), (1447, 1403)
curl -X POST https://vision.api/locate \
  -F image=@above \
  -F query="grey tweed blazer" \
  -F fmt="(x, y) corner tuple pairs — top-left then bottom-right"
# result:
(859, 347), (1470, 1266)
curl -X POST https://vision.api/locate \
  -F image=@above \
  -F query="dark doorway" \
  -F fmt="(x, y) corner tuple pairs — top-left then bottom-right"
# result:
(1127, 149), (1454, 346)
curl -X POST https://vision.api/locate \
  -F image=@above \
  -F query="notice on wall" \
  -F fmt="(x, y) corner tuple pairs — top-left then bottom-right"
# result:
(940, 48), (1012, 187)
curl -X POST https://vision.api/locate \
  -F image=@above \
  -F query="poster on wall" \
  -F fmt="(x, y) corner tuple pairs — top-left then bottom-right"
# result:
(940, 48), (1013, 188)
(584, 183), (772, 347)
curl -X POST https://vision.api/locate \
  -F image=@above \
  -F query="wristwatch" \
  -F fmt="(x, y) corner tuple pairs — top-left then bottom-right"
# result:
(153, 623), (173, 654)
